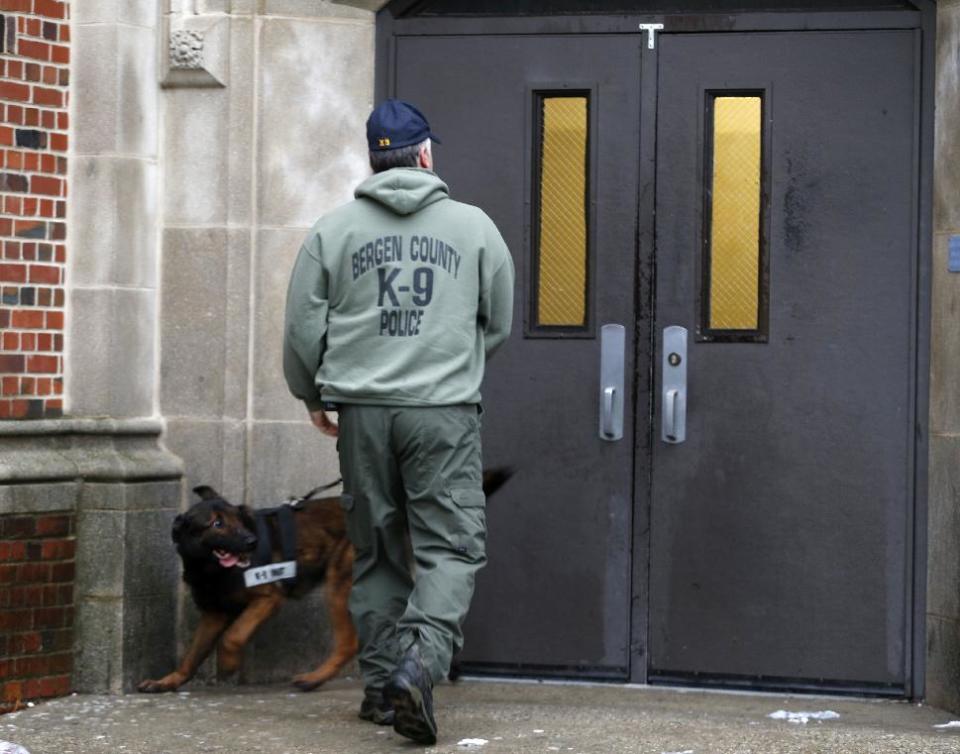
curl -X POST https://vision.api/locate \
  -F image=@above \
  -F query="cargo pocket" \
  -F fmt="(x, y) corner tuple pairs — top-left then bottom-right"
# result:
(449, 487), (486, 562)
(338, 493), (371, 556)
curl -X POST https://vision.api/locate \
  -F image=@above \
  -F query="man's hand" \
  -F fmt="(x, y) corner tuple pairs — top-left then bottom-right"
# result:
(309, 409), (339, 438)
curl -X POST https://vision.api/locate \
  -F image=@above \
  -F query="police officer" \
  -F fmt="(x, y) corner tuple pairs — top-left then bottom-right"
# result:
(283, 99), (514, 745)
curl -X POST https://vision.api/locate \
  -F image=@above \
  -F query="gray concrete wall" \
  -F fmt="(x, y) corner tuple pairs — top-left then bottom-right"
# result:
(927, 0), (960, 715)
(158, 0), (374, 683)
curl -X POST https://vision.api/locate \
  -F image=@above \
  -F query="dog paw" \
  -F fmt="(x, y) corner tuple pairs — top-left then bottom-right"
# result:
(137, 679), (177, 693)
(291, 673), (327, 692)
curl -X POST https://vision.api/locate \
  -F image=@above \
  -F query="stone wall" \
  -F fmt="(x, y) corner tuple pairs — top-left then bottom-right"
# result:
(0, 0), (69, 419)
(927, 0), (960, 715)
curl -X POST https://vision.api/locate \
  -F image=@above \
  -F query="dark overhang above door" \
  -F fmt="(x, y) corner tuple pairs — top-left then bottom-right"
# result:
(388, 0), (919, 18)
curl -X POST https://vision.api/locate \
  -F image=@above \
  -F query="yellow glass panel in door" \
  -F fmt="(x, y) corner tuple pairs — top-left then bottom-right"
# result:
(709, 96), (761, 330)
(538, 96), (588, 327)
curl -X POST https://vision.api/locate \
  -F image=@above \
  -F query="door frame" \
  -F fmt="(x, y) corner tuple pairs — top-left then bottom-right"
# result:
(375, 0), (935, 699)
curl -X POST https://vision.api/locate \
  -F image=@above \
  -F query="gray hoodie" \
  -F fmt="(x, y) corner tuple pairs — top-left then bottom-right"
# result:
(283, 167), (515, 409)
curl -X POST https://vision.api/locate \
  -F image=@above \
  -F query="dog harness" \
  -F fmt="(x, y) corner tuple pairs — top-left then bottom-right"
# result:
(242, 479), (343, 590)
(243, 505), (299, 589)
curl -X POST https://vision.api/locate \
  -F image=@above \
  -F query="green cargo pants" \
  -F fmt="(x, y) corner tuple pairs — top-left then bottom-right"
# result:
(336, 404), (487, 687)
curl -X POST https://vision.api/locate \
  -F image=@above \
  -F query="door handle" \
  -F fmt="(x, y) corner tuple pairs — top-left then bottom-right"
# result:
(599, 324), (625, 441)
(664, 388), (679, 442)
(602, 386), (617, 438)
(661, 326), (687, 444)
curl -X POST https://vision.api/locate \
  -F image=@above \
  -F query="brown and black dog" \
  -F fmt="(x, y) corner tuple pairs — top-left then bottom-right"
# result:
(138, 469), (512, 694)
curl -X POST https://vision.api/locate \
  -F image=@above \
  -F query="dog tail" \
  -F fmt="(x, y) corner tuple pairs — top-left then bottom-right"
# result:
(481, 467), (514, 499)
(448, 655), (463, 683)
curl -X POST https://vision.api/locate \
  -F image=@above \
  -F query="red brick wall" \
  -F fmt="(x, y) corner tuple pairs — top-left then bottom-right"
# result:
(0, 512), (75, 713)
(0, 0), (69, 420)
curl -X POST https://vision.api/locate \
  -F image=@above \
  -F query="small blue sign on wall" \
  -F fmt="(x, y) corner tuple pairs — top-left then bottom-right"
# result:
(950, 235), (960, 273)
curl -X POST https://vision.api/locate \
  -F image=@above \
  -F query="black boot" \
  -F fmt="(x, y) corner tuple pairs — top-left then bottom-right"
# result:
(384, 644), (437, 745)
(358, 686), (395, 725)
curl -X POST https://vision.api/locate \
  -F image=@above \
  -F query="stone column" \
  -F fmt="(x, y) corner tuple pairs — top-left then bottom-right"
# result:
(927, 0), (960, 714)
(69, 1), (159, 418)
(53, 1), (184, 693)
(158, 0), (374, 682)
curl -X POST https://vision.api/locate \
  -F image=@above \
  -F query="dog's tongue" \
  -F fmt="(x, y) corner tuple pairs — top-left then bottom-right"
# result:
(214, 550), (240, 568)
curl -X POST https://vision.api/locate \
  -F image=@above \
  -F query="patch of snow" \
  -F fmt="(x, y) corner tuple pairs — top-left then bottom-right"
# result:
(934, 721), (960, 729)
(768, 710), (840, 725)
(0, 743), (30, 754)
(457, 739), (488, 748)
(662, 750), (694, 754)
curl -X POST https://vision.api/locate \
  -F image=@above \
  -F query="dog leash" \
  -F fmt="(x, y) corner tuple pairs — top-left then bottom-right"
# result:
(285, 477), (343, 506)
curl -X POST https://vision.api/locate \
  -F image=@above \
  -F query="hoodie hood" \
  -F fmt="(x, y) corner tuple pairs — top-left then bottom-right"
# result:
(355, 168), (450, 216)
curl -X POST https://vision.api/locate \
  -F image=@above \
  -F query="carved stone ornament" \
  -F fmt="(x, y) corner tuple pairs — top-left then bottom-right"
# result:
(169, 30), (204, 70)
(161, 17), (227, 89)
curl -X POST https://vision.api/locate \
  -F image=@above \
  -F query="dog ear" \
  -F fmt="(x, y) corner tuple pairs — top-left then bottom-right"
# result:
(193, 485), (221, 501)
(481, 467), (515, 498)
(171, 513), (186, 544)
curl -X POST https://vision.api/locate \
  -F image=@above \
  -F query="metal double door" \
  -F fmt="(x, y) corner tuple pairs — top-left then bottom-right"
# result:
(390, 26), (921, 692)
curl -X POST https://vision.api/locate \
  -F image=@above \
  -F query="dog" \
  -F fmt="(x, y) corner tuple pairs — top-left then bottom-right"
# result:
(138, 469), (512, 693)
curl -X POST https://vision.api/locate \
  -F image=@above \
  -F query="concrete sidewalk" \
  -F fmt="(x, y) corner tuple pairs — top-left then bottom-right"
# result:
(2, 679), (960, 754)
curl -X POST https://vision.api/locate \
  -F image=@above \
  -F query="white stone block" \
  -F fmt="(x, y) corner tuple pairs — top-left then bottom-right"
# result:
(935, 4), (960, 231)
(257, 18), (375, 228)
(160, 228), (230, 418)
(118, 25), (160, 158)
(222, 229), (252, 419)
(67, 288), (157, 418)
(251, 228), (306, 422)
(226, 17), (256, 225)
(931, 233), (960, 435)
(165, 419), (227, 495)
(248, 421), (340, 505)
(162, 89), (230, 225)
(260, 0), (373, 20)
(333, 0), (388, 12)
(70, 156), (158, 289)
(74, 0), (157, 28)
(73, 24), (120, 156)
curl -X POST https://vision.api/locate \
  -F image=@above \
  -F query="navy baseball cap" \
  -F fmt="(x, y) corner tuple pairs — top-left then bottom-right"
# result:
(366, 99), (442, 151)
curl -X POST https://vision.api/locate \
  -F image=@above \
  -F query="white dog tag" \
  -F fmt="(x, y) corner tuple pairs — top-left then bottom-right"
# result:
(243, 560), (297, 588)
